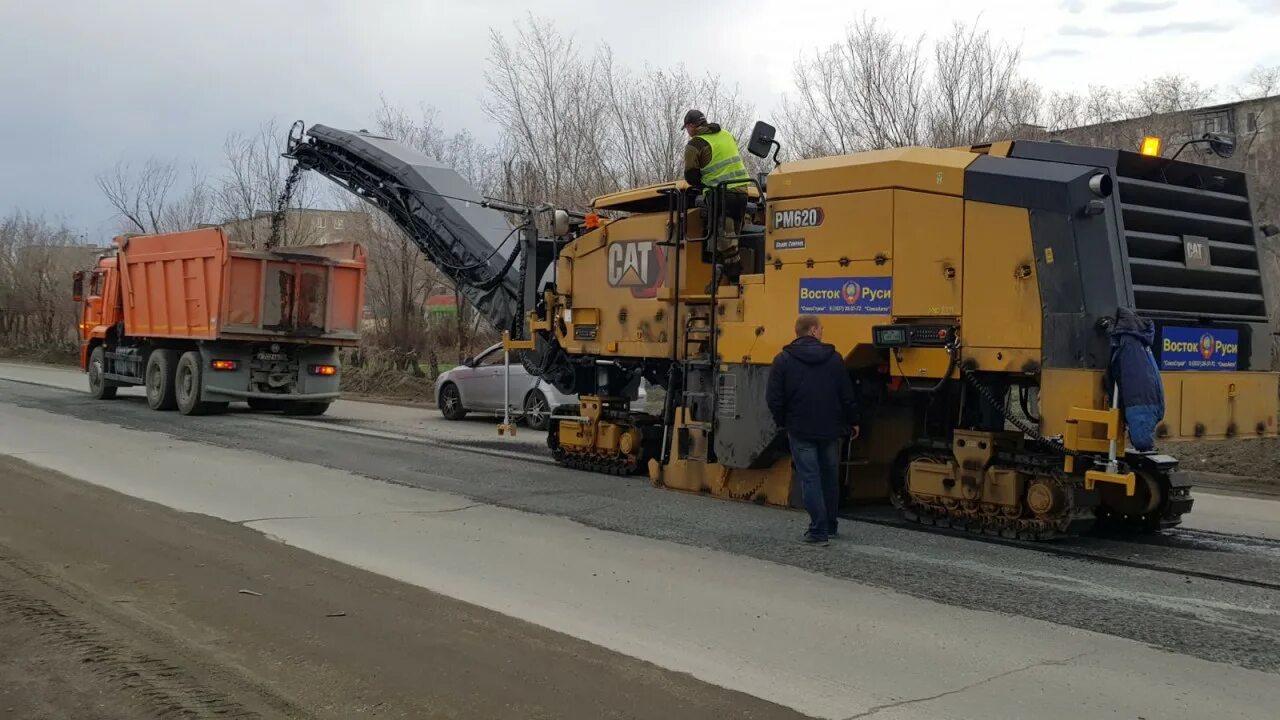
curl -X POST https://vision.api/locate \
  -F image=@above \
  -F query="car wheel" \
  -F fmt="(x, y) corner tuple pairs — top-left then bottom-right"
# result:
(175, 351), (210, 416)
(145, 348), (178, 411)
(523, 390), (550, 431)
(439, 382), (467, 420)
(87, 346), (117, 400)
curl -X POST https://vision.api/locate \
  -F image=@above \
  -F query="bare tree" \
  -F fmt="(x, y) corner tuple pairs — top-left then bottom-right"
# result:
(781, 17), (927, 156)
(1237, 65), (1280, 102)
(484, 18), (756, 203)
(1127, 74), (1213, 117)
(1081, 85), (1127, 126)
(781, 19), (1026, 155)
(484, 16), (604, 206)
(352, 204), (444, 368)
(96, 159), (210, 234)
(599, 49), (756, 188)
(926, 23), (1024, 147)
(0, 211), (87, 354)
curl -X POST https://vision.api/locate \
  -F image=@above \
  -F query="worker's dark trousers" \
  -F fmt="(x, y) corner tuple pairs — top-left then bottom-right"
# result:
(789, 434), (841, 540)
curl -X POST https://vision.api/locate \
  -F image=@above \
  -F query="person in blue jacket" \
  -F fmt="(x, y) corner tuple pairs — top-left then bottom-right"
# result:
(766, 315), (861, 546)
(1106, 308), (1165, 452)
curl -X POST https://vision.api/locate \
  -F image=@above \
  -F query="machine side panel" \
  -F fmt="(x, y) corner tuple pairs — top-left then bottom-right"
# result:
(892, 191), (963, 318)
(961, 202), (1042, 352)
(1029, 210), (1121, 369)
(765, 190), (894, 266)
(964, 154), (1125, 370)
(1173, 371), (1279, 439)
(556, 213), (677, 360)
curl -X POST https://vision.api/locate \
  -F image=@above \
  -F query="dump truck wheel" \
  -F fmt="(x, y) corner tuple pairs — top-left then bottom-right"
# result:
(247, 398), (284, 412)
(438, 383), (467, 420)
(145, 349), (178, 411)
(283, 401), (330, 416)
(87, 346), (117, 400)
(175, 351), (210, 416)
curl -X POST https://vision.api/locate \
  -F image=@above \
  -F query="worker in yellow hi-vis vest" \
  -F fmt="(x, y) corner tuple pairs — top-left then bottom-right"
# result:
(682, 109), (750, 288)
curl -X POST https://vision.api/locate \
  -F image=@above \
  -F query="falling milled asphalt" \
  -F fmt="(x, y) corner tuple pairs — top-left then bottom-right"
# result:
(3, 371), (1278, 684)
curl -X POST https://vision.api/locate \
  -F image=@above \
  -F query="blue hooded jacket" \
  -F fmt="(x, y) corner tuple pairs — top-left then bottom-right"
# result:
(766, 336), (859, 440)
(1106, 308), (1165, 451)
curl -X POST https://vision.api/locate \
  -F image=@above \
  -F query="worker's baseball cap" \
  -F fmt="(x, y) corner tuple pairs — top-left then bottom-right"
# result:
(683, 109), (706, 127)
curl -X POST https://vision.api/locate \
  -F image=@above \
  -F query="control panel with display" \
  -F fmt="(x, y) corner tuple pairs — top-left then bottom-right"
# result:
(872, 324), (955, 349)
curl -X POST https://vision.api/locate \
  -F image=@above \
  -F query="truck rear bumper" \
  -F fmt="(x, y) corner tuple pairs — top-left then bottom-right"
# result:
(196, 343), (342, 403)
(203, 385), (341, 402)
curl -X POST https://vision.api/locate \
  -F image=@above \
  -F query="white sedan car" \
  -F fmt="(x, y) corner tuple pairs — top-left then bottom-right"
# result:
(434, 343), (647, 430)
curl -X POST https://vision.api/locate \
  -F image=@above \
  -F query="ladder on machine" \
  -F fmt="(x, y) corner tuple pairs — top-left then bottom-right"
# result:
(676, 187), (726, 463)
(658, 177), (766, 467)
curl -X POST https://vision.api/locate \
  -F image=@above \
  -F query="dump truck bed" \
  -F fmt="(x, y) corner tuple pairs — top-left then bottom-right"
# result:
(115, 228), (365, 345)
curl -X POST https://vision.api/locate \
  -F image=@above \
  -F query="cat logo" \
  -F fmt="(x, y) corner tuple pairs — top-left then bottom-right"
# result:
(773, 207), (824, 230)
(607, 240), (667, 298)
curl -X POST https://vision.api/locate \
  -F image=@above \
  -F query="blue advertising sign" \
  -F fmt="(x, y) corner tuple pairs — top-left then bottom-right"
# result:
(798, 277), (892, 315)
(1159, 326), (1239, 371)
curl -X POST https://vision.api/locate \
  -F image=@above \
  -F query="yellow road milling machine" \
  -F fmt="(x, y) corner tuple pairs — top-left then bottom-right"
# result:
(290, 121), (1277, 540)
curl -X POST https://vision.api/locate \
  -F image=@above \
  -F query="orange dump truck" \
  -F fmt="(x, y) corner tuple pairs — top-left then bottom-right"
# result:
(74, 227), (366, 416)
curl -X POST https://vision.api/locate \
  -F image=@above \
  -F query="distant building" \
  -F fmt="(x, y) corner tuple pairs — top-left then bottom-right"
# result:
(218, 208), (369, 248)
(426, 294), (458, 316)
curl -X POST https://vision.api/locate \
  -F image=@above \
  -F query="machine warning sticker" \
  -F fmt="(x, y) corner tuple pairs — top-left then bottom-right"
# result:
(716, 373), (737, 417)
(798, 277), (892, 315)
(774, 238), (806, 250)
(1159, 326), (1239, 371)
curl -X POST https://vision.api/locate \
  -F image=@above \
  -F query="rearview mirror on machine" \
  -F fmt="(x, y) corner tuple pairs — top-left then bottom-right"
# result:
(747, 121), (776, 159)
(71, 271), (84, 302)
(552, 209), (570, 237)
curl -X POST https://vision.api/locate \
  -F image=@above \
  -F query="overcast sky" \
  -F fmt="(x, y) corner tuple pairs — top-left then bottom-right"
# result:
(2, 0), (1277, 241)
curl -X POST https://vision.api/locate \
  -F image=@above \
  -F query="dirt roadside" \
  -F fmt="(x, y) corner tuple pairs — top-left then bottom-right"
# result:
(0, 455), (807, 720)
(1172, 437), (1280, 496)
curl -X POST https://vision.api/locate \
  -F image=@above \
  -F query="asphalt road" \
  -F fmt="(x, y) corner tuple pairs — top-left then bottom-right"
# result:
(0, 455), (800, 720)
(3, 363), (1280, 719)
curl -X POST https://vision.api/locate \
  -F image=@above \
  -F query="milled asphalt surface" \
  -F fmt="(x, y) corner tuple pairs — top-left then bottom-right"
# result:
(4, 377), (1280, 675)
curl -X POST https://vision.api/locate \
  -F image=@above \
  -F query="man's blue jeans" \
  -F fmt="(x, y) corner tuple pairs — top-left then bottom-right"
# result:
(789, 434), (841, 539)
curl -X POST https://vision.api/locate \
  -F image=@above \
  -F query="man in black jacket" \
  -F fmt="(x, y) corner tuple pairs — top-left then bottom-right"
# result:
(766, 315), (860, 546)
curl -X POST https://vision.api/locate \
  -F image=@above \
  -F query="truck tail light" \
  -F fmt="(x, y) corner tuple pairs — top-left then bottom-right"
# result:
(211, 359), (238, 371)
(309, 364), (337, 376)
